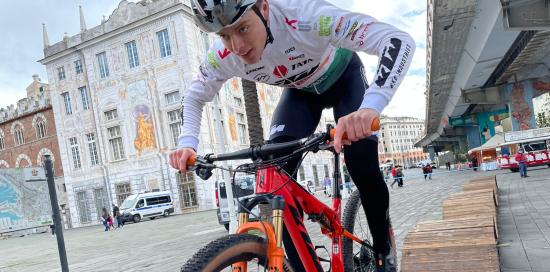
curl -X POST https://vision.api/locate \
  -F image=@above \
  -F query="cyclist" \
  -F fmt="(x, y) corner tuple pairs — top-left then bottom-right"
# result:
(169, 0), (415, 271)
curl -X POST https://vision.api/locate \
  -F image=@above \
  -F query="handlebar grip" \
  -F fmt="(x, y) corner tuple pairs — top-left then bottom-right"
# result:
(186, 155), (196, 167)
(330, 116), (380, 140)
(371, 117), (380, 131)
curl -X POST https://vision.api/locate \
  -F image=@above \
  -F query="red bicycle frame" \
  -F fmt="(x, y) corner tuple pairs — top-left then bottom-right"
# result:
(254, 160), (350, 272)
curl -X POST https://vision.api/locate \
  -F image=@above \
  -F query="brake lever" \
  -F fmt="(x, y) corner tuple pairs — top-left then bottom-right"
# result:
(196, 166), (214, 180)
(187, 155), (215, 180)
(318, 142), (336, 153)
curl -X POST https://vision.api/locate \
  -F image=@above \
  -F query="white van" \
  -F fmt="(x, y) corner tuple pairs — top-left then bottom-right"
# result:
(215, 176), (258, 230)
(119, 191), (174, 223)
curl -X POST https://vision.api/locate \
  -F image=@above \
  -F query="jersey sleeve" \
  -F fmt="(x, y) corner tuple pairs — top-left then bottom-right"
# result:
(308, 1), (416, 114)
(178, 45), (232, 151)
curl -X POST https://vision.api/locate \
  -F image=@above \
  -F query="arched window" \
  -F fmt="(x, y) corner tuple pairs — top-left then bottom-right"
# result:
(14, 124), (24, 146)
(36, 120), (47, 139)
(0, 160), (9, 168)
(16, 154), (32, 168)
(32, 114), (47, 139)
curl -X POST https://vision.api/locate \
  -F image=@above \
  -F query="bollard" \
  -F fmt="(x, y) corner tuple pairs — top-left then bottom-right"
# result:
(44, 155), (69, 272)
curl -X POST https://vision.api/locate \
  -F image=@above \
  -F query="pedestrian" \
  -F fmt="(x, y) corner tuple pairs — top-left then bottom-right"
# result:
(50, 215), (55, 237)
(390, 166), (403, 188)
(101, 207), (110, 231)
(446, 162), (451, 171)
(108, 215), (114, 230)
(426, 164), (433, 180)
(323, 175), (332, 196)
(514, 148), (529, 178)
(390, 166), (398, 188)
(472, 157), (478, 171)
(396, 166), (404, 187)
(422, 164), (428, 180)
(112, 204), (124, 229)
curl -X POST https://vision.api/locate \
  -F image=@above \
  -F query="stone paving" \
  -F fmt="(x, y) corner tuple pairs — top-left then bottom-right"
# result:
(0, 168), (502, 271)
(497, 166), (550, 272)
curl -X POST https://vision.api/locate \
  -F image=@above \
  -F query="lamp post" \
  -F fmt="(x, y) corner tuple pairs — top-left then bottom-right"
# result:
(44, 155), (69, 272)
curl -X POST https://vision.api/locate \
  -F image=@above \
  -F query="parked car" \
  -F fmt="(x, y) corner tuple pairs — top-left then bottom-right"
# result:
(215, 176), (259, 230)
(119, 191), (174, 223)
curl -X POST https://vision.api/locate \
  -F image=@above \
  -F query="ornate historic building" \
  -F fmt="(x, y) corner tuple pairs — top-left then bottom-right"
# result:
(38, 0), (350, 227)
(0, 75), (68, 219)
(378, 116), (429, 166)
(39, 0), (219, 227)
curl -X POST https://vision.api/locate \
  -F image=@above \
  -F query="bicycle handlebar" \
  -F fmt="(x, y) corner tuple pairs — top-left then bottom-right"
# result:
(186, 117), (380, 168)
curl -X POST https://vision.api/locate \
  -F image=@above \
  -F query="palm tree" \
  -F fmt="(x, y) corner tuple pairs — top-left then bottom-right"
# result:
(241, 79), (264, 145)
(241, 78), (269, 218)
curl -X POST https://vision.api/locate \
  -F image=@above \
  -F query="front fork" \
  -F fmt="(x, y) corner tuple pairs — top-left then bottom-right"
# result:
(233, 196), (286, 272)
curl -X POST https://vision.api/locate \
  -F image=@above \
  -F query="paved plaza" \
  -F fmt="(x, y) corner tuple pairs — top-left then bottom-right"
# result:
(1, 167), (545, 271)
(497, 166), (550, 272)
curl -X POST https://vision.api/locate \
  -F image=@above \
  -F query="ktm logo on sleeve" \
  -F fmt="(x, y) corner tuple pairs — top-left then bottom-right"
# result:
(375, 38), (402, 88)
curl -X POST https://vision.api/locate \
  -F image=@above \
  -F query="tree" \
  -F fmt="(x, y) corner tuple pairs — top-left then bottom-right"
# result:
(241, 78), (270, 218)
(241, 79), (264, 145)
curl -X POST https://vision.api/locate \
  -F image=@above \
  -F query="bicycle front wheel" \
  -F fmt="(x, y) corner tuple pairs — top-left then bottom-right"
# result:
(181, 234), (294, 272)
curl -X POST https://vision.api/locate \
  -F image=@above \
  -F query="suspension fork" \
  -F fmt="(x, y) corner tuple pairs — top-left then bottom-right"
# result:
(232, 196), (286, 272)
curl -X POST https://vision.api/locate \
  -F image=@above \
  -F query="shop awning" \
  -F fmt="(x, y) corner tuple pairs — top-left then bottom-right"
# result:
(497, 135), (550, 147)
(468, 134), (505, 154)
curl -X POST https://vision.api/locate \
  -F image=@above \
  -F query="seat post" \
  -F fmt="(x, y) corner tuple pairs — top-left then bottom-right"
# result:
(332, 150), (341, 200)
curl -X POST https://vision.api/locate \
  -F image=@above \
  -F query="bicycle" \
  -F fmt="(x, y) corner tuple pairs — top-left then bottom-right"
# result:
(181, 119), (397, 272)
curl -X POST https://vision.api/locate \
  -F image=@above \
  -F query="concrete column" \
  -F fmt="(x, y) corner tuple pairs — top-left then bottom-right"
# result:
(428, 146), (436, 161)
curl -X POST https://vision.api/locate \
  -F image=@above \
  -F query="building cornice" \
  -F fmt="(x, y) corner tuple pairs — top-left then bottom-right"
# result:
(39, 2), (193, 65)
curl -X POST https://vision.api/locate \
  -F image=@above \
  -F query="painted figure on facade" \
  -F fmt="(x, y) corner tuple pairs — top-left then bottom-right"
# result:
(133, 105), (156, 155)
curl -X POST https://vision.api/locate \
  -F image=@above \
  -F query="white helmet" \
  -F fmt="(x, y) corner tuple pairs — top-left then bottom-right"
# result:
(191, 0), (259, 33)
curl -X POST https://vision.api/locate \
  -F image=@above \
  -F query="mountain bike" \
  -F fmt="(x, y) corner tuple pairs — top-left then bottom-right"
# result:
(181, 119), (397, 272)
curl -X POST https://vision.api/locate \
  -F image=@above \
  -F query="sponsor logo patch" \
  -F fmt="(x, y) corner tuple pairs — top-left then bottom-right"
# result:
(207, 52), (220, 69)
(285, 17), (298, 29)
(254, 73), (271, 82)
(389, 44), (412, 88)
(345, 22), (358, 38)
(246, 66), (265, 75)
(288, 54), (305, 61)
(285, 46), (296, 54)
(291, 58), (314, 70)
(375, 38), (402, 87)
(217, 48), (231, 59)
(273, 64), (320, 86)
(273, 65), (289, 78)
(318, 15), (332, 36)
(334, 17), (345, 34)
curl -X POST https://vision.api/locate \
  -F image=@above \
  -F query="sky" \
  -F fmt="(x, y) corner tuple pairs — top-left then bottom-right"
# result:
(0, 0), (426, 119)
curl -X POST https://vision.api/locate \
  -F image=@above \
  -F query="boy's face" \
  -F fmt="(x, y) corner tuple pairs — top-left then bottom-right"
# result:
(217, 2), (269, 65)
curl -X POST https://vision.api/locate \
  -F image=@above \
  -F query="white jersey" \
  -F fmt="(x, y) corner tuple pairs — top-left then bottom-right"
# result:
(179, 0), (415, 150)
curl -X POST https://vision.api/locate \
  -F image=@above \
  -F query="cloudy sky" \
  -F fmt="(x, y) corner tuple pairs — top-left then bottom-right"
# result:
(0, 0), (426, 119)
